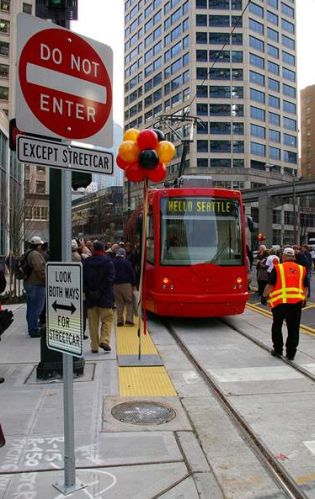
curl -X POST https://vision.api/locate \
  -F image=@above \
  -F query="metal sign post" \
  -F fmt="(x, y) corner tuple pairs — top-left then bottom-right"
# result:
(52, 170), (86, 495)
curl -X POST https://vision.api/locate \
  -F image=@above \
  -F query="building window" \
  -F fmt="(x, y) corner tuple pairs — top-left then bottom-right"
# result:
(251, 142), (266, 156)
(36, 181), (46, 194)
(249, 18), (264, 34)
(250, 53), (265, 69)
(251, 124), (265, 139)
(0, 19), (9, 33)
(250, 106), (265, 121)
(281, 18), (294, 34)
(267, 10), (278, 24)
(210, 158), (231, 168)
(281, 2), (294, 18)
(210, 122), (231, 134)
(250, 88), (265, 104)
(269, 146), (281, 160)
(249, 35), (264, 52)
(249, 2), (264, 17)
(267, 27), (279, 42)
(283, 133), (296, 147)
(269, 129), (280, 143)
(210, 140), (231, 152)
(268, 61), (279, 75)
(197, 158), (208, 168)
(197, 140), (208, 152)
(0, 86), (8, 100)
(284, 150), (297, 163)
(22, 1), (32, 12)
(282, 34), (295, 49)
(283, 100), (296, 114)
(268, 78), (280, 92)
(269, 112), (280, 126)
(0, 41), (9, 57)
(283, 116), (296, 130)
(0, 63), (9, 78)
(267, 44), (279, 58)
(250, 70), (265, 86)
(209, 15), (229, 26)
(0, 1), (9, 12)
(268, 95), (280, 108)
(283, 83), (295, 97)
(282, 67), (295, 82)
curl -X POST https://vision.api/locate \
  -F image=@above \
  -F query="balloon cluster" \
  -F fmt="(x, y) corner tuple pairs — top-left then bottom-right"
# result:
(116, 128), (176, 183)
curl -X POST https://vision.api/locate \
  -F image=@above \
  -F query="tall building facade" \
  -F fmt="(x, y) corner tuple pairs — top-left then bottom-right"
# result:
(300, 84), (315, 179)
(124, 0), (298, 197)
(94, 122), (124, 190)
(0, 0), (48, 255)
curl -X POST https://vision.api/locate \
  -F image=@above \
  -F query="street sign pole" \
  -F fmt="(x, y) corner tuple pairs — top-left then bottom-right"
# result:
(53, 170), (86, 495)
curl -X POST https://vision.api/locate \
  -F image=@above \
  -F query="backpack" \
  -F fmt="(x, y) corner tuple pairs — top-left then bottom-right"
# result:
(15, 250), (34, 280)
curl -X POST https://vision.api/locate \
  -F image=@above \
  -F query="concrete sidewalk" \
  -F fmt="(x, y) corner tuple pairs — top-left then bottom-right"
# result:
(0, 304), (222, 499)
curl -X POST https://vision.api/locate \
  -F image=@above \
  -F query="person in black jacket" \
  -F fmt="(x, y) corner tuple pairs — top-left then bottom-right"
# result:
(113, 248), (136, 326)
(83, 241), (115, 353)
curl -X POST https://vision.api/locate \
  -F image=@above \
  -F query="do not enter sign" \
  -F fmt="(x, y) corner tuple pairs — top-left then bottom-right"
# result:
(16, 14), (113, 147)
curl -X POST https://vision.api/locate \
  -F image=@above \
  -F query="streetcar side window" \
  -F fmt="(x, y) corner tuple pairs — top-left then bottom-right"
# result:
(147, 206), (155, 264)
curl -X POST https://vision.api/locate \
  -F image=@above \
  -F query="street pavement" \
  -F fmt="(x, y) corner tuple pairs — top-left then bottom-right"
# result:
(0, 282), (315, 498)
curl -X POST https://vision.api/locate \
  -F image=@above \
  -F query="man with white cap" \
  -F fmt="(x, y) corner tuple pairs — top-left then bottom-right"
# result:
(24, 236), (46, 337)
(262, 246), (309, 360)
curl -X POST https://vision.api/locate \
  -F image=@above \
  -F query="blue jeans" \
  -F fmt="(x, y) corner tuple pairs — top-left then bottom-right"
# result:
(24, 283), (46, 335)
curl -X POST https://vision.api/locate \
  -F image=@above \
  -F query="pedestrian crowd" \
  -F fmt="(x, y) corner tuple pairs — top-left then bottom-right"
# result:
(0, 236), (141, 357)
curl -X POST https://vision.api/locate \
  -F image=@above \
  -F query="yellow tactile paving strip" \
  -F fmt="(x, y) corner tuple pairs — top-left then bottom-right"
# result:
(116, 324), (158, 355)
(119, 366), (177, 397)
(116, 322), (177, 397)
(246, 303), (315, 337)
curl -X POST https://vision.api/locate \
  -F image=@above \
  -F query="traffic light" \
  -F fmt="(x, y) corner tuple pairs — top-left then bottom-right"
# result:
(71, 172), (92, 190)
(9, 119), (21, 151)
(35, 0), (78, 21)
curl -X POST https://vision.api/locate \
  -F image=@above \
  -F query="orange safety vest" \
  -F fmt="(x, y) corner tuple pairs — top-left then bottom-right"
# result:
(268, 261), (306, 308)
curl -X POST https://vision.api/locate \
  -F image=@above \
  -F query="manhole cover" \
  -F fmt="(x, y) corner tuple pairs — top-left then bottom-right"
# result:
(111, 401), (176, 425)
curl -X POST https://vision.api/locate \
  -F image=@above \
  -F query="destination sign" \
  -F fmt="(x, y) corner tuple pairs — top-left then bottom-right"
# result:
(163, 198), (239, 216)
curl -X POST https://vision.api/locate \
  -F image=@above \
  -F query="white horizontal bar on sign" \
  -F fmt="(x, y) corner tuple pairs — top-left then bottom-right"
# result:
(26, 63), (107, 104)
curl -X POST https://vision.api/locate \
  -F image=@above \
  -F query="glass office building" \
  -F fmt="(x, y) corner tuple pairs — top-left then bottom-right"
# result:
(124, 0), (298, 191)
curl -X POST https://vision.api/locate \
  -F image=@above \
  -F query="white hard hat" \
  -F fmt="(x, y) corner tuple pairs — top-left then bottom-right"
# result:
(30, 236), (44, 245)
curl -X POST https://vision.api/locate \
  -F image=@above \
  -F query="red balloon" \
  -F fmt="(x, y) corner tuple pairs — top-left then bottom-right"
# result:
(116, 155), (129, 170)
(137, 129), (158, 151)
(125, 162), (145, 182)
(147, 162), (167, 183)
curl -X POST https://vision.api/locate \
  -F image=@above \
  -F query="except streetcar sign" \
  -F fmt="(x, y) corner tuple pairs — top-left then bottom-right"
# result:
(46, 263), (83, 357)
(16, 13), (113, 147)
(17, 136), (114, 175)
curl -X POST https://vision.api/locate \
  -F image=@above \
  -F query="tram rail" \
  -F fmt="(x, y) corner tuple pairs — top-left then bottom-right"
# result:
(164, 318), (311, 499)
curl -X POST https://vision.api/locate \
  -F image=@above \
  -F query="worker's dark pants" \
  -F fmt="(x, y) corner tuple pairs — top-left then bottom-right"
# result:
(271, 302), (302, 358)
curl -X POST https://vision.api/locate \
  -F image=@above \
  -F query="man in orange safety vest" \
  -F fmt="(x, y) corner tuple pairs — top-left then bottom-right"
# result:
(262, 246), (309, 361)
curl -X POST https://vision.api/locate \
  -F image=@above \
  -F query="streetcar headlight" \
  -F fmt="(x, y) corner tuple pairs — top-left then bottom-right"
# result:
(162, 277), (170, 285)
(236, 277), (242, 284)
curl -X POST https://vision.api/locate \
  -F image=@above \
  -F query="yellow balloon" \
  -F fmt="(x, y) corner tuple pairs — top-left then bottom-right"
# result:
(119, 141), (139, 163)
(157, 141), (176, 163)
(124, 128), (139, 142)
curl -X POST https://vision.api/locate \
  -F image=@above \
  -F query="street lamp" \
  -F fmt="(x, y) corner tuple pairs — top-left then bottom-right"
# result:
(265, 164), (298, 244)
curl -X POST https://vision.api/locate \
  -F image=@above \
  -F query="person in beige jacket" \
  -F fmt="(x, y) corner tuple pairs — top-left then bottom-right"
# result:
(23, 236), (46, 337)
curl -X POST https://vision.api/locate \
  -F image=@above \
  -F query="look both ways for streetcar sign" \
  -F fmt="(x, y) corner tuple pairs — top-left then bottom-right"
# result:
(16, 13), (113, 148)
(46, 263), (83, 357)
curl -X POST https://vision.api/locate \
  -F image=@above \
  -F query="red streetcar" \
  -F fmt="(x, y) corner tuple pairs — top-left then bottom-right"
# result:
(143, 176), (249, 317)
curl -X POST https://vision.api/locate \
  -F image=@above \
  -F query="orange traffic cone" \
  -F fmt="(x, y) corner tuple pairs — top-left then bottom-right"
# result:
(0, 424), (5, 447)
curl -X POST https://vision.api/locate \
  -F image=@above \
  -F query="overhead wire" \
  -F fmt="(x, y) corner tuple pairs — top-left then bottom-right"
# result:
(188, 0), (253, 109)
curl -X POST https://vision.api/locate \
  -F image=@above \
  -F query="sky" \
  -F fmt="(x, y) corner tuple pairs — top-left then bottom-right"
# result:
(71, 0), (315, 127)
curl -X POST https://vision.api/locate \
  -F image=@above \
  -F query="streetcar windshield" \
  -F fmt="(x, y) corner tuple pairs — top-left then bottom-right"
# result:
(160, 197), (243, 266)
